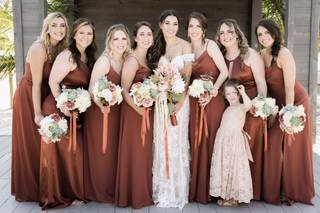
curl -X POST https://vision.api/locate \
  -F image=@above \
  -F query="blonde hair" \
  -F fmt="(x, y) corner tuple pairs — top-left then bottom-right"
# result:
(215, 19), (249, 62)
(103, 24), (131, 59)
(39, 12), (69, 62)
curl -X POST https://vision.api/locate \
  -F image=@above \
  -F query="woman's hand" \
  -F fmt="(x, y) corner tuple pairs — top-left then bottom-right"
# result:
(59, 105), (71, 117)
(237, 85), (245, 94)
(34, 114), (44, 126)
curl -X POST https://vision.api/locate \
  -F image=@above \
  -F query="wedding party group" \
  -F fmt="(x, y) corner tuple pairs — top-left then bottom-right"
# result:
(11, 8), (314, 210)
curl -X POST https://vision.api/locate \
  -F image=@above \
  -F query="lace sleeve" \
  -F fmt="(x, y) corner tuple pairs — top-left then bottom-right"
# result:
(183, 54), (195, 62)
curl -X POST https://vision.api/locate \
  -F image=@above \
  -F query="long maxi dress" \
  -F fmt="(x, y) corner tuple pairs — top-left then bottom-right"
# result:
(115, 57), (154, 209)
(152, 54), (194, 209)
(209, 105), (253, 203)
(263, 63), (314, 204)
(39, 61), (90, 209)
(84, 66), (121, 202)
(189, 49), (227, 204)
(11, 61), (52, 202)
(225, 56), (265, 200)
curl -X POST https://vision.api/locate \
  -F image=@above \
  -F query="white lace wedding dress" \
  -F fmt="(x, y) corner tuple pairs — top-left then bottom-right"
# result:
(152, 54), (194, 209)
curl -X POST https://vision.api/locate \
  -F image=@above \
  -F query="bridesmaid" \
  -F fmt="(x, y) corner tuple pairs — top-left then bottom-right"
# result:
(115, 21), (154, 209)
(39, 18), (96, 209)
(187, 12), (229, 204)
(256, 19), (314, 204)
(84, 24), (130, 202)
(215, 19), (267, 200)
(11, 12), (68, 202)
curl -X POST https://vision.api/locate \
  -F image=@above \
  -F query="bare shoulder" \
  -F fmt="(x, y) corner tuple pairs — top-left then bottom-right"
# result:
(207, 39), (219, 49)
(177, 38), (192, 53)
(28, 41), (46, 58)
(278, 47), (292, 60)
(95, 54), (110, 68)
(124, 54), (139, 68)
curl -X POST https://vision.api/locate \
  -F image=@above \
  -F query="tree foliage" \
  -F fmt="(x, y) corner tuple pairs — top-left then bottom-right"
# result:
(262, 0), (285, 35)
(0, 0), (15, 80)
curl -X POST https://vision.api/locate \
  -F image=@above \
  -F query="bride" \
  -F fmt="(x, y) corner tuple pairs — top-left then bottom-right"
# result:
(147, 9), (193, 209)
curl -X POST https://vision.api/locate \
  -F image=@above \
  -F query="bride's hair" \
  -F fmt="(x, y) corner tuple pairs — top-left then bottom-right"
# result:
(147, 9), (179, 70)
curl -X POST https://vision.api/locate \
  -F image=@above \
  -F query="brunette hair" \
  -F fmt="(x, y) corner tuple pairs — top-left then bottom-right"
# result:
(132, 21), (153, 49)
(147, 9), (179, 69)
(68, 18), (97, 69)
(255, 19), (282, 65)
(187, 11), (207, 44)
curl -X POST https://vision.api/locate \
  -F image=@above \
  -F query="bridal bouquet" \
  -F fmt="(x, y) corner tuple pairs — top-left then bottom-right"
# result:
(251, 95), (279, 119)
(129, 79), (157, 108)
(38, 113), (68, 144)
(189, 76), (215, 103)
(279, 104), (306, 134)
(56, 86), (91, 113)
(150, 63), (186, 125)
(92, 76), (123, 106)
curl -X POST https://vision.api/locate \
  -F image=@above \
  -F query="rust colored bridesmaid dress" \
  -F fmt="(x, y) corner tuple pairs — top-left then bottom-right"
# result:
(39, 61), (90, 209)
(263, 64), (314, 204)
(83, 66), (121, 202)
(226, 56), (265, 200)
(115, 57), (154, 209)
(11, 61), (52, 201)
(189, 50), (227, 204)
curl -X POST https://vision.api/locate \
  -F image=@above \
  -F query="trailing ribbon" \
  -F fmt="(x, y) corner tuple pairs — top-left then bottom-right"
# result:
(264, 121), (268, 152)
(194, 105), (209, 150)
(102, 105), (110, 153)
(155, 92), (170, 179)
(141, 108), (150, 147)
(68, 111), (78, 153)
(242, 130), (253, 162)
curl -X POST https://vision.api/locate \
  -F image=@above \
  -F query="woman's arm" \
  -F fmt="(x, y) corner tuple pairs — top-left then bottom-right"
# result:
(28, 42), (46, 125)
(248, 48), (267, 97)
(49, 50), (75, 99)
(278, 47), (296, 105)
(121, 56), (143, 116)
(88, 55), (110, 111)
(174, 41), (192, 112)
(207, 40), (229, 94)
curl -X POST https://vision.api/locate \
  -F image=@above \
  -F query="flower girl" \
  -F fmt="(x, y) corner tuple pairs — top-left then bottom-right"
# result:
(209, 79), (253, 206)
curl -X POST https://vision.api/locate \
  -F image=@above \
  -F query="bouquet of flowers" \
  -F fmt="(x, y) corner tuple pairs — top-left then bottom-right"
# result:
(251, 95), (279, 119)
(189, 75), (215, 103)
(56, 86), (91, 152)
(56, 86), (91, 113)
(129, 78), (157, 108)
(92, 76), (123, 106)
(38, 113), (68, 144)
(92, 76), (123, 153)
(129, 79), (157, 146)
(150, 63), (186, 125)
(279, 104), (306, 134)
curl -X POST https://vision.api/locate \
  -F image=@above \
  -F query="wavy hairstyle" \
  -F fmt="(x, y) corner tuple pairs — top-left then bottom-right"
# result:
(68, 18), (97, 69)
(187, 12), (207, 44)
(215, 19), (249, 62)
(103, 24), (131, 59)
(147, 9), (179, 69)
(39, 12), (69, 62)
(255, 19), (282, 65)
(132, 21), (154, 49)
